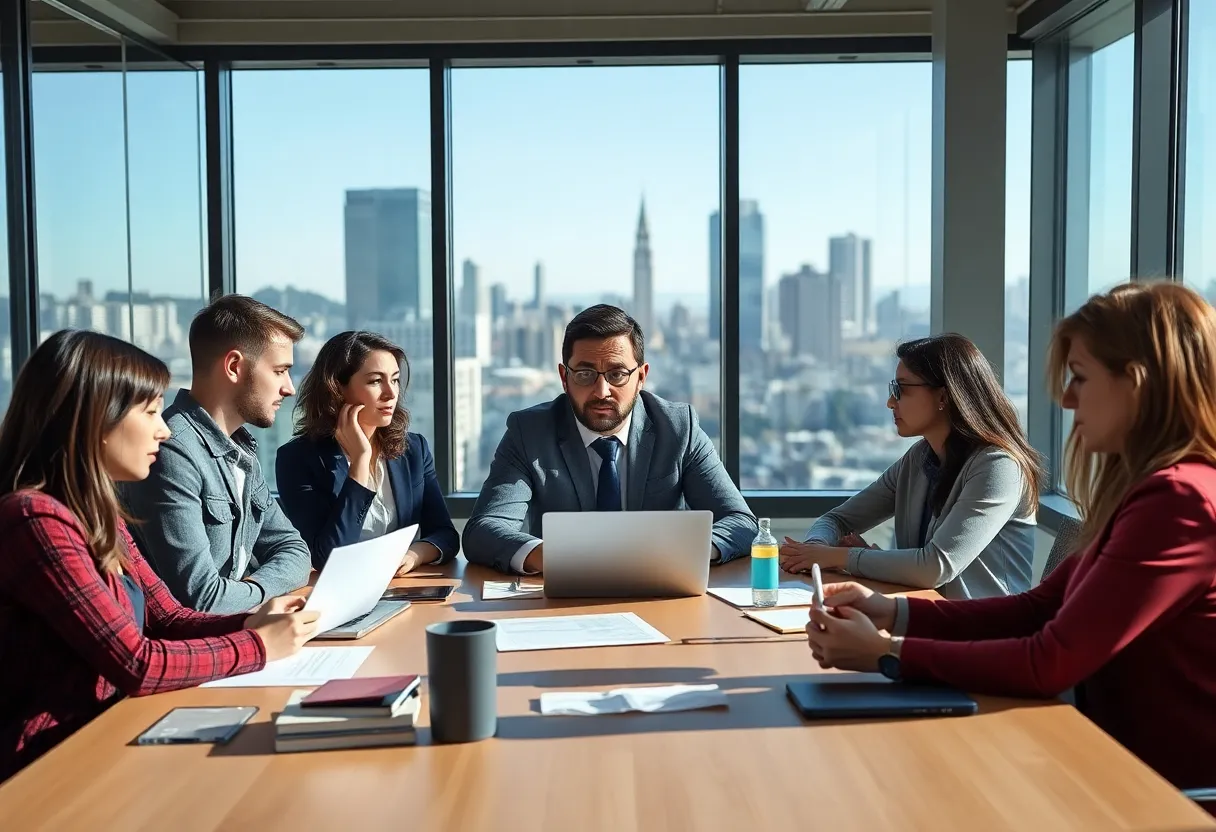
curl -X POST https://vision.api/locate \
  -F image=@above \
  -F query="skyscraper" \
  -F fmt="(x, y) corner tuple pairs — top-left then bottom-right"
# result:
(532, 261), (545, 309)
(778, 265), (842, 365)
(459, 259), (486, 317)
(709, 200), (764, 352)
(829, 233), (873, 336)
(708, 211), (721, 340)
(739, 200), (765, 359)
(490, 282), (509, 321)
(632, 199), (654, 339)
(343, 188), (432, 328)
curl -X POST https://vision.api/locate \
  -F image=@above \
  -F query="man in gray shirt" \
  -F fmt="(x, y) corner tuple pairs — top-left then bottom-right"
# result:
(121, 295), (312, 613)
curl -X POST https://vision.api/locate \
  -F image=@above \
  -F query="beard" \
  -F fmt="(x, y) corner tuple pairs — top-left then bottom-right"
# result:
(235, 376), (279, 430)
(572, 390), (639, 434)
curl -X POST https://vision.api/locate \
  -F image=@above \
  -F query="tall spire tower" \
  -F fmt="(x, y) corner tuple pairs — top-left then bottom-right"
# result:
(632, 197), (654, 342)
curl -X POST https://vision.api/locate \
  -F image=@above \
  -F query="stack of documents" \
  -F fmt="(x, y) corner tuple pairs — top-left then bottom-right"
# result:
(201, 647), (374, 688)
(494, 612), (669, 652)
(274, 688), (420, 753)
(707, 586), (817, 609)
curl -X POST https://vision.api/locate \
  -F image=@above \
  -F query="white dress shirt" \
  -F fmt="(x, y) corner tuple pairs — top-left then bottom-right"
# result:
(359, 457), (399, 542)
(509, 411), (633, 574)
(230, 454), (250, 579)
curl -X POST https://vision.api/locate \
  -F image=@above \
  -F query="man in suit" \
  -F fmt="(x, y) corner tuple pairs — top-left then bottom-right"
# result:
(463, 304), (757, 574)
(120, 295), (313, 613)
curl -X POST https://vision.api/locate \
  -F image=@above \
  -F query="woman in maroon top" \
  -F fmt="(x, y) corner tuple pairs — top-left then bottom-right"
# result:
(806, 281), (1216, 796)
(0, 330), (320, 781)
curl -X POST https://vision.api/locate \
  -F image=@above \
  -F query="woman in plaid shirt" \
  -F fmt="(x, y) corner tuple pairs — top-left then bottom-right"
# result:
(0, 330), (320, 780)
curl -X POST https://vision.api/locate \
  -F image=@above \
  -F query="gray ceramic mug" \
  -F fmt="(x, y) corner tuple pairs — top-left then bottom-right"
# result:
(425, 620), (498, 743)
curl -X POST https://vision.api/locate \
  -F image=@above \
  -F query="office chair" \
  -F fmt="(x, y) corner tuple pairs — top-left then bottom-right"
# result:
(1040, 515), (1082, 583)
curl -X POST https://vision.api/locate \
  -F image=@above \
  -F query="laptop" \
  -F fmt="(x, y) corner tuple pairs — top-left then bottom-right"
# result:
(541, 510), (713, 598)
(786, 676), (978, 720)
(305, 524), (419, 638)
(321, 599), (412, 639)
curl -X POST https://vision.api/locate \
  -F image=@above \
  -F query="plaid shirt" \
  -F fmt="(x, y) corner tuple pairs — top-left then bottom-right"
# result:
(0, 491), (266, 780)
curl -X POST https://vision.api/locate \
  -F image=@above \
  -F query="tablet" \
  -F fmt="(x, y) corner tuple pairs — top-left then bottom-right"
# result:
(136, 706), (258, 745)
(786, 677), (977, 720)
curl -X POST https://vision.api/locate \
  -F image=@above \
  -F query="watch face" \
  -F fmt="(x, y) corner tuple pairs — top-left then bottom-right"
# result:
(878, 653), (902, 681)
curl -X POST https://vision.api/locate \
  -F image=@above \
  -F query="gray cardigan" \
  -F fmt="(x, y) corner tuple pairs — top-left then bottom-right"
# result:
(804, 441), (1035, 599)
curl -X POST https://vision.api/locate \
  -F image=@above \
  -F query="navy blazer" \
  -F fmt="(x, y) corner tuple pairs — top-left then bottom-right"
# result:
(275, 432), (459, 570)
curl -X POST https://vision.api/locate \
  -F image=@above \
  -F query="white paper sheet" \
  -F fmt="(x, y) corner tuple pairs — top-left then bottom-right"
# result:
(305, 524), (419, 634)
(708, 586), (817, 609)
(201, 646), (374, 688)
(540, 684), (727, 716)
(494, 612), (669, 652)
(482, 580), (546, 601)
(741, 607), (811, 634)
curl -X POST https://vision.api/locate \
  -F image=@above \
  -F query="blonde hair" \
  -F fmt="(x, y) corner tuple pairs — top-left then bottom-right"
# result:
(1047, 281), (1216, 549)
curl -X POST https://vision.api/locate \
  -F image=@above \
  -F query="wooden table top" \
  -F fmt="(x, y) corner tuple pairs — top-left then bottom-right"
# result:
(0, 560), (1210, 832)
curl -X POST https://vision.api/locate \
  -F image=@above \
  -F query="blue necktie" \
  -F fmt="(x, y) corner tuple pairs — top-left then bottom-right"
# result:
(591, 436), (623, 512)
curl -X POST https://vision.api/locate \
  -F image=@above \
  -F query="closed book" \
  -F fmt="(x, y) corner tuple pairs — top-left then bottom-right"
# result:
(274, 728), (418, 754)
(300, 675), (420, 716)
(275, 690), (420, 737)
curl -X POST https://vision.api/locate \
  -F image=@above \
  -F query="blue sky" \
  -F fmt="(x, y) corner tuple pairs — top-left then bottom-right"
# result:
(14, 44), (1211, 310)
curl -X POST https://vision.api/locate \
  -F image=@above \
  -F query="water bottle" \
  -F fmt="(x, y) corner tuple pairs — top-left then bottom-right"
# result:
(751, 518), (779, 607)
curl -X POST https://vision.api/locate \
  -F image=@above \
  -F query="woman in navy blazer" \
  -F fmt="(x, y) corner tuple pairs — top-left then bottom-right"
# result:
(276, 331), (459, 573)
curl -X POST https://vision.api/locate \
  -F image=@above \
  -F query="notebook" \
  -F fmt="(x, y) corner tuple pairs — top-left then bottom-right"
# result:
(741, 607), (810, 634)
(786, 677), (978, 719)
(300, 675), (421, 717)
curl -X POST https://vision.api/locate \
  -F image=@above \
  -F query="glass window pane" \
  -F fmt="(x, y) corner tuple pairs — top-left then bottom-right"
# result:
(1006, 59), (1032, 430)
(232, 69), (432, 489)
(33, 54), (130, 342)
(0, 74), (8, 416)
(125, 64), (208, 399)
(451, 66), (722, 493)
(1183, 0), (1216, 297)
(739, 62), (931, 491)
(1059, 11), (1135, 485)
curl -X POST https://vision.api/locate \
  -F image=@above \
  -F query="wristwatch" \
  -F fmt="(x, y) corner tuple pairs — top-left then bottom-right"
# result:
(878, 637), (903, 681)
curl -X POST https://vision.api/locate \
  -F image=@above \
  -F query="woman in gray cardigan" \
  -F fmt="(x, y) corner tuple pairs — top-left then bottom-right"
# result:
(780, 334), (1043, 599)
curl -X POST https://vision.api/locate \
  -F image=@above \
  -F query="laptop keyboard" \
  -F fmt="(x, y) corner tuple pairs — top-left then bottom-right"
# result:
(333, 600), (403, 631)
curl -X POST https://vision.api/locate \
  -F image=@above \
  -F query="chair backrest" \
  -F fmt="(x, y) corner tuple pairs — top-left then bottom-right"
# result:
(1040, 516), (1082, 582)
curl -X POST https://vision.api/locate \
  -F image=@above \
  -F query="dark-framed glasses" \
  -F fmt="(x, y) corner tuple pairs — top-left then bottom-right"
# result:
(888, 379), (937, 401)
(565, 365), (640, 388)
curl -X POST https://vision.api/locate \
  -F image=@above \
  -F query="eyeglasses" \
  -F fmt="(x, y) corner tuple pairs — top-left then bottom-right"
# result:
(564, 365), (640, 388)
(888, 379), (937, 401)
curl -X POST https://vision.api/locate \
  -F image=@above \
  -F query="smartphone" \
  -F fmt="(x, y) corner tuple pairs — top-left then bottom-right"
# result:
(811, 563), (826, 613)
(136, 706), (257, 745)
(381, 585), (454, 603)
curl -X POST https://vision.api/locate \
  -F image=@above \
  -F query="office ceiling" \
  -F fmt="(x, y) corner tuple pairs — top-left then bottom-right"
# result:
(33, 0), (1033, 46)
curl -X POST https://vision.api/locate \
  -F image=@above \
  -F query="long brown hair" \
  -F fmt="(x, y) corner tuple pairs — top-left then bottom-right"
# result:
(897, 334), (1044, 515)
(1048, 281), (1216, 549)
(0, 330), (170, 575)
(294, 331), (411, 460)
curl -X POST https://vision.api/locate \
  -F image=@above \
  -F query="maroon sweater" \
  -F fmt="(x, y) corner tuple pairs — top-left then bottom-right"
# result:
(901, 460), (1216, 792)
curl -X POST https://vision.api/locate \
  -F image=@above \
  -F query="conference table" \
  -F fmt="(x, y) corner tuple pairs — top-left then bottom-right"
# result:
(0, 560), (1211, 832)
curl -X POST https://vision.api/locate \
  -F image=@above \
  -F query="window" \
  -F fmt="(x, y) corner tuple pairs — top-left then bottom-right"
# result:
(0, 78), (8, 417)
(1059, 6), (1135, 482)
(1183, 0), (1216, 297)
(1006, 59), (1032, 430)
(738, 62), (931, 490)
(33, 42), (206, 408)
(232, 68), (432, 488)
(450, 66), (721, 492)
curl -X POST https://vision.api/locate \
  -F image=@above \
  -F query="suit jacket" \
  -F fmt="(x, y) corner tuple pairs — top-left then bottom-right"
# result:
(463, 391), (757, 573)
(120, 390), (312, 615)
(275, 433), (460, 570)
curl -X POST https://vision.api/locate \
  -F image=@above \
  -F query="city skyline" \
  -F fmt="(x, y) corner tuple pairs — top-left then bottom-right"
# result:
(14, 61), (1048, 313)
